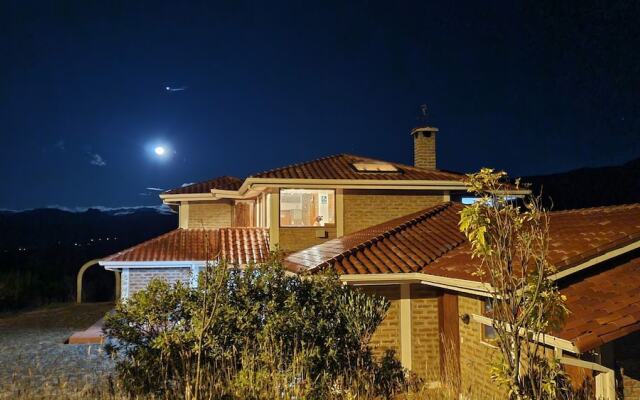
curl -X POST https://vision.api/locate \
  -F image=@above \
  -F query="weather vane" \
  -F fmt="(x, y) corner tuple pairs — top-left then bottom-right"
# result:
(418, 104), (428, 124)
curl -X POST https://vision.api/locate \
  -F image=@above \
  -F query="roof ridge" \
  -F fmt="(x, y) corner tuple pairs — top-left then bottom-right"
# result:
(250, 153), (349, 178)
(302, 202), (460, 272)
(104, 229), (184, 260)
(164, 175), (244, 194)
(550, 203), (640, 215)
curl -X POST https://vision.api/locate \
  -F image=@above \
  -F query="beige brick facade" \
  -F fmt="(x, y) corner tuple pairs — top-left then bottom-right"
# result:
(126, 268), (191, 297)
(410, 284), (441, 381)
(188, 201), (233, 229)
(616, 331), (640, 399)
(343, 190), (444, 234)
(457, 294), (504, 399)
(413, 130), (437, 170)
(358, 285), (402, 359)
(278, 226), (337, 252)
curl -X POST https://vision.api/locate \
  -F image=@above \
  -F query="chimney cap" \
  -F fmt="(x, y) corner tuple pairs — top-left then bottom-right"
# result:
(411, 126), (439, 135)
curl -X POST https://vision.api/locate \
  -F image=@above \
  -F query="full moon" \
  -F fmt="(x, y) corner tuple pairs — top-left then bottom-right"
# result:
(154, 146), (166, 156)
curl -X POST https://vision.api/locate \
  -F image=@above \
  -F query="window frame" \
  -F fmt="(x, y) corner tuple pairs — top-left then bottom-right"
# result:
(278, 188), (336, 228)
(481, 298), (499, 345)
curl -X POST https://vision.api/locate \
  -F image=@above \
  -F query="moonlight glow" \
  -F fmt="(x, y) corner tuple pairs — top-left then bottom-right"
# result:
(154, 146), (166, 156)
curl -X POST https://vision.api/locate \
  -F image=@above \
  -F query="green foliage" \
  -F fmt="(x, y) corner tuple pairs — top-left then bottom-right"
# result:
(459, 168), (570, 400)
(104, 258), (406, 399)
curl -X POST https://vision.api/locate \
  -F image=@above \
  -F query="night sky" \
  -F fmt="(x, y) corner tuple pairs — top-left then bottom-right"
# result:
(2, 1), (639, 210)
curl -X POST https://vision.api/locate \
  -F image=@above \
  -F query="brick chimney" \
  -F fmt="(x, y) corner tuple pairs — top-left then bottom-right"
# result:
(411, 105), (438, 169)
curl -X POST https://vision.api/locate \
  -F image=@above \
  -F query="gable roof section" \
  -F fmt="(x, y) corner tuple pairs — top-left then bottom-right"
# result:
(557, 255), (640, 352)
(427, 203), (640, 281)
(103, 227), (270, 265)
(251, 154), (466, 181)
(284, 202), (466, 274)
(164, 176), (243, 195)
(286, 203), (640, 280)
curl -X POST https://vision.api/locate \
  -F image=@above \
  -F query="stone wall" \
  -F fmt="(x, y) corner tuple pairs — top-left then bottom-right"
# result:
(343, 190), (444, 234)
(188, 201), (233, 229)
(126, 267), (191, 297)
(278, 226), (337, 252)
(413, 130), (437, 170)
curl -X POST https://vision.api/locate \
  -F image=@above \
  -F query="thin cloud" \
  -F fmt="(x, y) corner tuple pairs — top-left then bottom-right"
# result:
(181, 182), (195, 187)
(145, 187), (164, 191)
(89, 153), (106, 167)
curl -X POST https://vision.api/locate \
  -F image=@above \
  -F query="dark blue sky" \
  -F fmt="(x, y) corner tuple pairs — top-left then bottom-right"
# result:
(2, 1), (639, 209)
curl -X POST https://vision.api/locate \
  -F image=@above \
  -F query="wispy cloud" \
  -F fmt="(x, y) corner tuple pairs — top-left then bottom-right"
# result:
(55, 140), (65, 151)
(181, 182), (195, 187)
(145, 187), (164, 191)
(89, 153), (106, 166)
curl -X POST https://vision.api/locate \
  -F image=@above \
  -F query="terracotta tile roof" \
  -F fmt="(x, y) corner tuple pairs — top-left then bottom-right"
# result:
(103, 227), (270, 265)
(251, 154), (466, 181)
(284, 202), (467, 274)
(557, 256), (640, 352)
(428, 203), (640, 280)
(286, 203), (640, 279)
(164, 176), (243, 195)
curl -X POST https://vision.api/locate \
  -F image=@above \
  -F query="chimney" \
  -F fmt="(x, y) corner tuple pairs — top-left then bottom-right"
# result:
(411, 105), (438, 170)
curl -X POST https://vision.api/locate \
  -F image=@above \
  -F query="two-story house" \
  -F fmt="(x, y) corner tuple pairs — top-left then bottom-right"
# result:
(99, 121), (640, 399)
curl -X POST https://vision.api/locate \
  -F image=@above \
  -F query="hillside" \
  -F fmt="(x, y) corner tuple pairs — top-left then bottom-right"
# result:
(525, 158), (640, 210)
(0, 206), (177, 310)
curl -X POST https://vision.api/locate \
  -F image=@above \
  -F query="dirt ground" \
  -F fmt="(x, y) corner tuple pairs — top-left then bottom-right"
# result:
(0, 302), (114, 396)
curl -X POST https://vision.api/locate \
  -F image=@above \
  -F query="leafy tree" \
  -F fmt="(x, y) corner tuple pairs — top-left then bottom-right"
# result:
(104, 256), (405, 399)
(459, 168), (569, 400)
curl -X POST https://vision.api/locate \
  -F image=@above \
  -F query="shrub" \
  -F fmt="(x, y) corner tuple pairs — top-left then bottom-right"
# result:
(104, 257), (406, 399)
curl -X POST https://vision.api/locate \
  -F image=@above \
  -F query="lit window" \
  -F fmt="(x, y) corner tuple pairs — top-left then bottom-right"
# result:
(352, 162), (399, 172)
(482, 298), (498, 342)
(280, 189), (335, 227)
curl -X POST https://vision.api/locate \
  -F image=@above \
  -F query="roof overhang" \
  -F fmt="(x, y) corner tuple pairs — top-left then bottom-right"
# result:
(101, 260), (209, 270)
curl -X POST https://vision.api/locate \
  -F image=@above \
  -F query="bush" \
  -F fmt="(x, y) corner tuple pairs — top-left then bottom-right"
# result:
(104, 257), (407, 399)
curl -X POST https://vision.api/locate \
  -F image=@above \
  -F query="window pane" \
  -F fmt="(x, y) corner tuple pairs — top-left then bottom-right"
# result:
(280, 189), (335, 227)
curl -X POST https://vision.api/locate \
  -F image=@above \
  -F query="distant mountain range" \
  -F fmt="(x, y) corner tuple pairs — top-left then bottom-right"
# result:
(525, 157), (640, 211)
(0, 205), (176, 251)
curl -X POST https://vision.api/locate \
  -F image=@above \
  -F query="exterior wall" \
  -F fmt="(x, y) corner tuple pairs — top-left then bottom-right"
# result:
(357, 284), (441, 381)
(458, 294), (504, 399)
(615, 331), (640, 399)
(125, 267), (191, 297)
(278, 226), (337, 252)
(358, 285), (402, 359)
(187, 200), (233, 229)
(343, 190), (444, 234)
(411, 284), (441, 381)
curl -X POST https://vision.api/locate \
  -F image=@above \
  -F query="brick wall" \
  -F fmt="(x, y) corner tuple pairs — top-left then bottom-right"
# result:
(414, 130), (436, 170)
(343, 190), (444, 234)
(458, 294), (505, 399)
(188, 201), (233, 229)
(127, 267), (191, 296)
(411, 284), (441, 381)
(358, 285), (402, 359)
(615, 331), (640, 399)
(279, 226), (337, 252)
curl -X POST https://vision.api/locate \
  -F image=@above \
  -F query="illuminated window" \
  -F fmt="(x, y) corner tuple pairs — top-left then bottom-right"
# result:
(352, 162), (399, 172)
(280, 189), (335, 227)
(482, 298), (498, 342)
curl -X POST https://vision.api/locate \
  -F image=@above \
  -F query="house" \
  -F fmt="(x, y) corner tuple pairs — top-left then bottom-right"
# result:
(99, 121), (640, 399)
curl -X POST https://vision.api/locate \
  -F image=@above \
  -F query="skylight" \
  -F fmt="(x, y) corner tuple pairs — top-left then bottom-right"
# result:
(352, 162), (400, 172)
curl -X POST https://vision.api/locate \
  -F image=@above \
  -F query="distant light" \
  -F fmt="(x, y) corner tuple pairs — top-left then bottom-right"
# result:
(154, 146), (166, 156)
